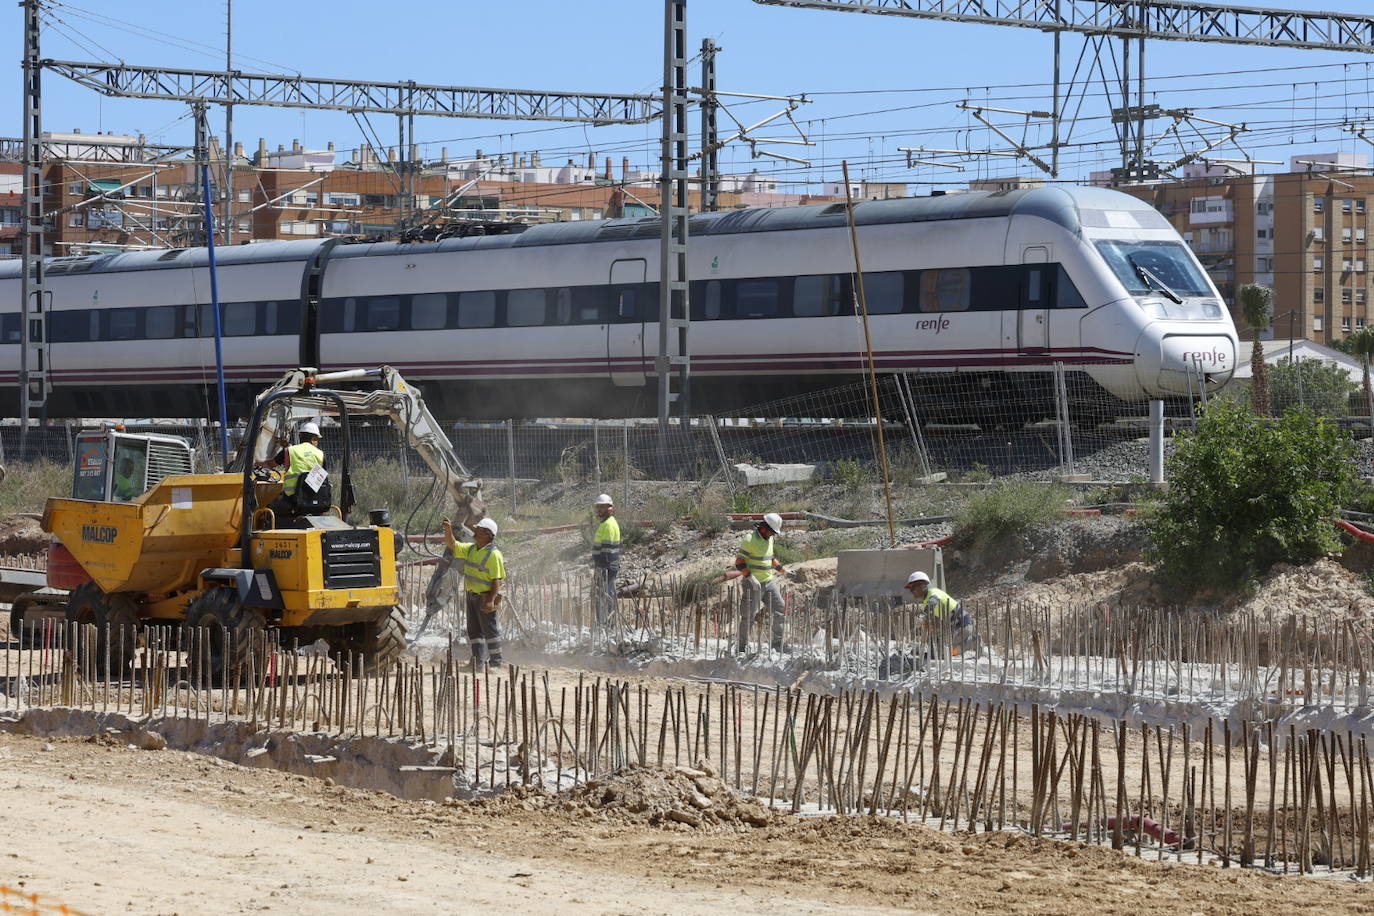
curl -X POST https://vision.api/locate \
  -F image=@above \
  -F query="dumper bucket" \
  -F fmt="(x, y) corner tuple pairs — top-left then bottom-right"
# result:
(43, 474), (245, 595)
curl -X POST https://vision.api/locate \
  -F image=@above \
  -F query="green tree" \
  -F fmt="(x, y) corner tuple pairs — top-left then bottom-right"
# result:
(1345, 327), (1374, 423)
(1239, 283), (1274, 416)
(1268, 357), (1356, 416)
(1149, 400), (1357, 592)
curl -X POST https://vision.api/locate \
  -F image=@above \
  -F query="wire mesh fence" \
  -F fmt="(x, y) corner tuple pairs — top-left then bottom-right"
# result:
(6, 359), (1373, 489)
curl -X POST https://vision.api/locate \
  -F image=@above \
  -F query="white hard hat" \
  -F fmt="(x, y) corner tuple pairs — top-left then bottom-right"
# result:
(762, 512), (783, 534)
(594, 494), (614, 506)
(298, 421), (321, 438)
(905, 571), (930, 587)
(474, 518), (499, 537)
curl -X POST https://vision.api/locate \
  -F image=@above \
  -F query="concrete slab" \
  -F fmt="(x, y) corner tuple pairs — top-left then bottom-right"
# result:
(732, 463), (818, 486)
(834, 547), (944, 602)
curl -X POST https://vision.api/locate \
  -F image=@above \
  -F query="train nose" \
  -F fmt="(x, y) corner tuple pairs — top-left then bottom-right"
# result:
(1137, 332), (1237, 396)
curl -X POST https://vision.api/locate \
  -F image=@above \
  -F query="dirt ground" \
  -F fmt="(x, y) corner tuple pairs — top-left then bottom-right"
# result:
(2, 733), (1371, 916)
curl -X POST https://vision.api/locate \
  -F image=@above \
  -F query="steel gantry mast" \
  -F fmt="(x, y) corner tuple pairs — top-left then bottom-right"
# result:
(19, 0), (46, 457)
(755, 0), (1374, 182)
(660, 0), (692, 429)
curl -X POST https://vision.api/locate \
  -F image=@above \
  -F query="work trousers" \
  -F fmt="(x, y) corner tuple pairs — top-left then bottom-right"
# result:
(737, 577), (785, 652)
(465, 591), (502, 665)
(594, 565), (619, 630)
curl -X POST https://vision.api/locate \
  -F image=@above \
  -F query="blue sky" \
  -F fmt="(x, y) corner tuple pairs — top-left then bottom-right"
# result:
(15, 0), (1374, 192)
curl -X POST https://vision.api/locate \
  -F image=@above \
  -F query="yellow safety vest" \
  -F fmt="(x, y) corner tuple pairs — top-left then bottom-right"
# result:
(283, 441), (324, 495)
(738, 531), (775, 583)
(923, 586), (960, 620)
(450, 542), (505, 594)
(593, 515), (622, 567)
(113, 469), (139, 501)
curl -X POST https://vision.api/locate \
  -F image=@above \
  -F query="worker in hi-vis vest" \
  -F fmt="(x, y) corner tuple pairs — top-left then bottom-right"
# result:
(259, 421), (326, 522)
(591, 494), (621, 630)
(442, 516), (506, 668)
(734, 512), (787, 654)
(903, 571), (976, 652)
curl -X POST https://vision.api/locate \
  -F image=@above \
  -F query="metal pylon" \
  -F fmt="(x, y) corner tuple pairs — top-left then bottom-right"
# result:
(19, 0), (48, 454)
(658, 0), (691, 429)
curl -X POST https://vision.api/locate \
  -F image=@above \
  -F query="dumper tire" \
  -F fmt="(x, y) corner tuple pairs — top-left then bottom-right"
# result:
(327, 608), (407, 677)
(184, 588), (268, 688)
(64, 584), (140, 677)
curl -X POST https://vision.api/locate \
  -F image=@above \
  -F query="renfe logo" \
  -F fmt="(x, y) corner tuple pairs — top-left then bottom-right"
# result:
(1180, 349), (1230, 366)
(914, 316), (951, 334)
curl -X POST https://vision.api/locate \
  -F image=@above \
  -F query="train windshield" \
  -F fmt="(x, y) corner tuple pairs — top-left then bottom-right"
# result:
(1094, 240), (1212, 298)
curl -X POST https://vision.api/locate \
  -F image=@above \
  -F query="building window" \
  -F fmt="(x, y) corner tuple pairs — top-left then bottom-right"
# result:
(1342, 288), (1353, 304)
(237, 189), (251, 203)
(1344, 227), (1353, 242)
(1256, 227), (1272, 240)
(1343, 316), (1352, 331)
(1315, 287), (1325, 303)
(68, 181), (83, 196)
(1360, 318), (1368, 330)
(1359, 200), (1368, 214)
(1344, 199), (1354, 213)
(1358, 260), (1367, 273)
(323, 192), (361, 207)
(1314, 226), (1325, 241)
(1359, 228), (1367, 243)
(1314, 315), (1324, 332)
(237, 219), (250, 232)
(1344, 260), (1353, 272)
(1257, 200), (1274, 215)
(1359, 289), (1368, 304)
(1314, 257), (1324, 271)
(68, 212), (84, 227)
(1315, 197), (1326, 213)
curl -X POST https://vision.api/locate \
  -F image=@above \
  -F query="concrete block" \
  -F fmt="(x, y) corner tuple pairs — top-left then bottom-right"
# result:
(834, 547), (944, 601)
(732, 463), (818, 486)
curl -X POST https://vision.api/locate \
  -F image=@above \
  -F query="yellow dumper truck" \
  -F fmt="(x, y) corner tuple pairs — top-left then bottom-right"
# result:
(30, 367), (484, 679)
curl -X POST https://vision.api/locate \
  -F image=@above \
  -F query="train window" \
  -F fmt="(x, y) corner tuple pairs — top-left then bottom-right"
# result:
(458, 291), (496, 328)
(571, 286), (604, 323)
(507, 288), (547, 327)
(224, 301), (256, 336)
(50, 310), (91, 343)
(704, 280), (721, 319)
(262, 301), (278, 334)
(274, 301), (301, 334)
(179, 304), (199, 338)
(615, 288), (638, 322)
(411, 293), (448, 330)
(554, 288), (573, 325)
(1024, 269), (1044, 305)
(365, 297), (401, 331)
(341, 298), (357, 333)
(1, 313), (20, 343)
(919, 269), (970, 312)
(793, 275), (838, 317)
(144, 305), (177, 339)
(108, 309), (140, 341)
(1055, 266), (1087, 309)
(736, 279), (779, 318)
(864, 272), (903, 314)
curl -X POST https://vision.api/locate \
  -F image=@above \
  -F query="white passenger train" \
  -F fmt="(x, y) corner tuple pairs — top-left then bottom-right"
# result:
(0, 185), (1236, 421)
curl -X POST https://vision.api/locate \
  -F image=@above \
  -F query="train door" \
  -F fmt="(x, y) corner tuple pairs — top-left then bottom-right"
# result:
(607, 258), (647, 386)
(1018, 246), (1050, 353)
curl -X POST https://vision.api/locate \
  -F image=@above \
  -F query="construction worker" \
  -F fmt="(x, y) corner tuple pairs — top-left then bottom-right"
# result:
(260, 421), (326, 520)
(735, 512), (787, 653)
(903, 571), (976, 653)
(442, 515), (505, 668)
(112, 456), (141, 502)
(591, 494), (621, 630)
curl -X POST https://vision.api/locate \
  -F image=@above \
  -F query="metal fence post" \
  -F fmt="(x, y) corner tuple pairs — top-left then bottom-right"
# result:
(1149, 399), (1165, 486)
(506, 419), (516, 518)
(1053, 362), (1075, 478)
(593, 422), (602, 491)
(622, 419), (630, 512)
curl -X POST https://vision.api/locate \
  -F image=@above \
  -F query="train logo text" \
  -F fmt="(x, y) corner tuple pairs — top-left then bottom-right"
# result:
(914, 316), (951, 335)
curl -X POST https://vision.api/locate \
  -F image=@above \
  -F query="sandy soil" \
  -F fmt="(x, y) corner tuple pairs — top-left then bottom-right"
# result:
(2, 733), (1371, 916)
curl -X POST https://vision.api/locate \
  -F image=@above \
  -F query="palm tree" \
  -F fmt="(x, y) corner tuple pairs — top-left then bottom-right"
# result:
(1347, 327), (1374, 426)
(1239, 283), (1274, 416)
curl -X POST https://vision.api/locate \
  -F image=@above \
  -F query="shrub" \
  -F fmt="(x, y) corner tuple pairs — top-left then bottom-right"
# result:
(954, 482), (1067, 551)
(832, 458), (871, 490)
(1267, 357), (1356, 417)
(0, 460), (69, 516)
(1149, 401), (1358, 592)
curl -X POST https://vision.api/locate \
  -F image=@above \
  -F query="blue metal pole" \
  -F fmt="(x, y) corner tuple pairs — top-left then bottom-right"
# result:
(199, 145), (230, 465)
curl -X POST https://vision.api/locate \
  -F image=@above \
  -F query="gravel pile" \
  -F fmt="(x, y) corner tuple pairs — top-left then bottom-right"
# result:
(545, 763), (775, 830)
